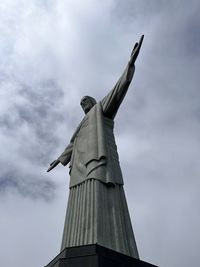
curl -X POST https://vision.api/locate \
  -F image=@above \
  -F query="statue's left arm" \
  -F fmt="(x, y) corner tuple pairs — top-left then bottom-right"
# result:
(101, 35), (144, 119)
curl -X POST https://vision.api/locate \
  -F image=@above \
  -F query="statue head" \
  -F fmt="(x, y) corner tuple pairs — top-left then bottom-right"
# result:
(80, 96), (97, 114)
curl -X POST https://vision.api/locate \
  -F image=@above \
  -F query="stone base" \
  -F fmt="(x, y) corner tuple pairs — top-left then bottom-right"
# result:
(45, 244), (158, 267)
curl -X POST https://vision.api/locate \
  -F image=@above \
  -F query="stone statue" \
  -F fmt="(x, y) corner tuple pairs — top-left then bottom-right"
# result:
(47, 35), (144, 258)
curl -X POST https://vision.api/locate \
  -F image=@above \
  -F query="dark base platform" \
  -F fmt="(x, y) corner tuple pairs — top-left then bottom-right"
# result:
(45, 244), (158, 267)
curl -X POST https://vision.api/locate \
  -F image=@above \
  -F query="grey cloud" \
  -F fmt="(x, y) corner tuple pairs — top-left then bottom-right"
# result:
(0, 168), (56, 201)
(113, 0), (165, 18)
(0, 1), (200, 267)
(0, 78), (65, 165)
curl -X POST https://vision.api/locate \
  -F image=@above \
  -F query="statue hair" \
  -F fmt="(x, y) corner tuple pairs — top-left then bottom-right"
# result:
(81, 96), (97, 106)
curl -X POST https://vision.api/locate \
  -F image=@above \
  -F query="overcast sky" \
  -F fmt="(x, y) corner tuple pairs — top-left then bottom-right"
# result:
(0, 1), (200, 266)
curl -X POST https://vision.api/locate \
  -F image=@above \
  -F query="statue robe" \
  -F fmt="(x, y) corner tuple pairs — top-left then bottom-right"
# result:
(58, 61), (139, 259)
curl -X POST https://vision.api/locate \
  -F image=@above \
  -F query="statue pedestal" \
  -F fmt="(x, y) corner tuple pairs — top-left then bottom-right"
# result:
(45, 244), (158, 267)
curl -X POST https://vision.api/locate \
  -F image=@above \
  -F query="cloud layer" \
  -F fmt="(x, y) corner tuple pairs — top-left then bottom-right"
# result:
(0, 1), (200, 267)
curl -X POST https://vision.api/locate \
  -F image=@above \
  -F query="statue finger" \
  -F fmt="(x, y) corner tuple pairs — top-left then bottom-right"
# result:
(47, 165), (53, 172)
(137, 35), (144, 50)
(131, 42), (138, 57)
(134, 42), (138, 50)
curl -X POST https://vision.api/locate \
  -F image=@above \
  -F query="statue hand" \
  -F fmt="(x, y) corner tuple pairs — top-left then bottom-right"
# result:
(130, 35), (144, 66)
(47, 159), (60, 172)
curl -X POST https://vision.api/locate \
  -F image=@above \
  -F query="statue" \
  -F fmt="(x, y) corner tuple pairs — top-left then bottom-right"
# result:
(47, 35), (144, 259)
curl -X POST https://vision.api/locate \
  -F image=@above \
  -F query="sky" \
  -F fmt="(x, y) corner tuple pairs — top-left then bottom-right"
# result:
(0, 0), (200, 266)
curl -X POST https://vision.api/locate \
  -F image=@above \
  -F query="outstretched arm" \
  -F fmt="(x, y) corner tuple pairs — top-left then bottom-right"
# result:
(47, 159), (60, 172)
(47, 142), (73, 172)
(101, 35), (144, 119)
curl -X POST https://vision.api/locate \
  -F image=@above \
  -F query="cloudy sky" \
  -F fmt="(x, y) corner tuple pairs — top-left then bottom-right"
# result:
(0, 0), (200, 266)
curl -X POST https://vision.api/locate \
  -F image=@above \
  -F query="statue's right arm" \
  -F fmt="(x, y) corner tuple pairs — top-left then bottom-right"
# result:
(47, 142), (73, 172)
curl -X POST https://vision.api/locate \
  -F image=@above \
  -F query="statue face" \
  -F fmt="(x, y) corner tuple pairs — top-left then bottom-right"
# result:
(80, 96), (94, 114)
